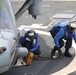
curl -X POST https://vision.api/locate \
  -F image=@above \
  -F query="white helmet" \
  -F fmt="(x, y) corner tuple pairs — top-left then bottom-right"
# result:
(27, 29), (35, 40)
(68, 21), (76, 29)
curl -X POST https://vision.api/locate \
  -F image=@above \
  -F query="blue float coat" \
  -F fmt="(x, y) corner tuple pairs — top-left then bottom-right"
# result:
(50, 20), (76, 47)
(31, 34), (38, 52)
(20, 33), (38, 52)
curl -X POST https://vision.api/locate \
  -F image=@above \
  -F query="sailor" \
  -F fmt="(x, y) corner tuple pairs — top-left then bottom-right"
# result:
(49, 20), (76, 58)
(20, 29), (41, 56)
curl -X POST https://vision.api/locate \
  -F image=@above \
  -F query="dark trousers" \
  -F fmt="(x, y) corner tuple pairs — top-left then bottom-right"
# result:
(27, 45), (41, 55)
(33, 46), (41, 55)
(50, 31), (72, 49)
(21, 40), (41, 55)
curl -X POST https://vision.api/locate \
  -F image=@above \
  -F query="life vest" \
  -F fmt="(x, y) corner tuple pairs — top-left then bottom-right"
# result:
(50, 20), (69, 34)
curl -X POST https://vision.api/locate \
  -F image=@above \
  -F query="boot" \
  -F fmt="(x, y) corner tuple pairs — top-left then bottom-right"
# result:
(51, 46), (57, 58)
(64, 48), (72, 58)
(58, 49), (62, 56)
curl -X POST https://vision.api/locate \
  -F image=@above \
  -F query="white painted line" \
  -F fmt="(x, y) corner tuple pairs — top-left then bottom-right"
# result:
(18, 24), (48, 29)
(31, 24), (43, 26)
(54, 20), (61, 25)
(43, 5), (50, 8)
(71, 16), (76, 22)
(48, 20), (56, 27)
(18, 27), (50, 36)
(65, 10), (72, 13)
(11, 0), (25, 1)
(53, 14), (75, 19)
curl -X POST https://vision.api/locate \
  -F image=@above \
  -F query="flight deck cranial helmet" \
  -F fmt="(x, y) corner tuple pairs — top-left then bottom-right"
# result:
(27, 29), (35, 40)
(68, 21), (76, 31)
